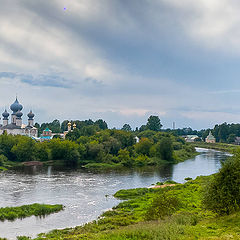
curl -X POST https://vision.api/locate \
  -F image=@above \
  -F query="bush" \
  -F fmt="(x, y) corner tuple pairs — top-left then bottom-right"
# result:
(203, 152), (240, 215)
(145, 193), (180, 220)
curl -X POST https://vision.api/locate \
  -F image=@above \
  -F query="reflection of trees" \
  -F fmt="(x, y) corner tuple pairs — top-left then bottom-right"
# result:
(201, 151), (230, 167)
(155, 164), (173, 179)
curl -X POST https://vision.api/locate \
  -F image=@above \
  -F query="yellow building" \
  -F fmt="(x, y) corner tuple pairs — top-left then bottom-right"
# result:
(205, 131), (216, 143)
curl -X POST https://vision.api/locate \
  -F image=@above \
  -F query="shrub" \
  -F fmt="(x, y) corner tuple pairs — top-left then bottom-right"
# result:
(145, 193), (180, 220)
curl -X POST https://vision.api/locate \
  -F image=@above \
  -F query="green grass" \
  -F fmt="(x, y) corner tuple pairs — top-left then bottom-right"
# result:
(23, 176), (209, 239)
(0, 203), (63, 221)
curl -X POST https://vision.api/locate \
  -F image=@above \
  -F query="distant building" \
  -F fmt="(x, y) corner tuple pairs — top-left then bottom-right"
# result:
(40, 128), (53, 141)
(0, 97), (38, 138)
(135, 136), (140, 143)
(41, 122), (77, 141)
(205, 131), (216, 143)
(183, 135), (199, 142)
(235, 137), (240, 145)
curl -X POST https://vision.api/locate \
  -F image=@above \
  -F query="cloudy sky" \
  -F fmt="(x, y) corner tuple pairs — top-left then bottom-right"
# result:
(1, 0), (240, 129)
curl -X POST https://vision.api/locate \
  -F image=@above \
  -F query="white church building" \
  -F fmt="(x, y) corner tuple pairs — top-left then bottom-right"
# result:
(0, 97), (38, 138)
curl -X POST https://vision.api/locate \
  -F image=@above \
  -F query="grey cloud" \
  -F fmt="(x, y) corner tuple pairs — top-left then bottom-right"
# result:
(0, 72), (71, 88)
(0, 1), (240, 130)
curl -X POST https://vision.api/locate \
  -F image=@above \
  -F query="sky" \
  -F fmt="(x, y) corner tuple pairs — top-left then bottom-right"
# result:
(1, 0), (240, 130)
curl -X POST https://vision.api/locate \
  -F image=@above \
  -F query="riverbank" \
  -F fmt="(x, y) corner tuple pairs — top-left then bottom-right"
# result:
(20, 174), (239, 240)
(190, 142), (240, 153)
(80, 145), (199, 171)
(0, 146), (198, 173)
(20, 148), (237, 239)
(0, 148), (228, 239)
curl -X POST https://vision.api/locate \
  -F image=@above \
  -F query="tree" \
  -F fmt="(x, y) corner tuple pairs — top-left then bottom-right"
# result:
(118, 149), (132, 167)
(122, 124), (132, 132)
(135, 138), (153, 156)
(139, 125), (147, 132)
(95, 119), (108, 130)
(146, 116), (162, 131)
(35, 142), (51, 161)
(203, 151), (240, 215)
(227, 134), (236, 144)
(87, 141), (104, 161)
(11, 137), (36, 162)
(157, 137), (173, 161)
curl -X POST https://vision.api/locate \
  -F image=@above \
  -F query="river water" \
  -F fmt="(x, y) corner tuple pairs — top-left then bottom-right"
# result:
(0, 148), (231, 239)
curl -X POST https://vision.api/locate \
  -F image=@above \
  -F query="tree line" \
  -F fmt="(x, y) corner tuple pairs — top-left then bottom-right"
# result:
(35, 115), (163, 135)
(0, 118), (195, 169)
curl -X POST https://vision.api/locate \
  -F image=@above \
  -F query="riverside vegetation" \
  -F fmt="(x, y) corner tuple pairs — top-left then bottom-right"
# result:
(15, 149), (240, 239)
(0, 116), (197, 171)
(0, 203), (63, 221)
(191, 141), (240, 153)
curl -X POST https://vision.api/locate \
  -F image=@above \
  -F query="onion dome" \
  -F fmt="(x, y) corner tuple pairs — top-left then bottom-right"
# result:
(27, 110), (35, 119)
(2, 109), (9, 119)
(16, 110), (23, 119)
(10, 97), (23, 113)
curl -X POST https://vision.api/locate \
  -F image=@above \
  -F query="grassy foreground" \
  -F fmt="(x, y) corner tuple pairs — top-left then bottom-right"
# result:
(0, 203), (63, 221)
(15, 174), (239, 240)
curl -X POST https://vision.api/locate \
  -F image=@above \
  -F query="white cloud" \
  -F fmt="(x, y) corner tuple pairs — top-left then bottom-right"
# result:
(162, 0), (240, 52)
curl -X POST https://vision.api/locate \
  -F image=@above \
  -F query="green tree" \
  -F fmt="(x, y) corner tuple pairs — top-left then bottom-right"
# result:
(95, 119), (108, 130)
(157, 137), (173, 161)
(118, 149), (132, 167)
(139, 125), (147, 132)
(227, 133), (236, 144)
(203, 151), (240, 215)
(135, 138), (153, 156)
(87, 141), (104, 161)
(35, 142), (51, 161)
(146, 115), (162, 131)
(122, 124), (132, 132)
(11, 137), (36, 162)
(0, 134), (16, 161)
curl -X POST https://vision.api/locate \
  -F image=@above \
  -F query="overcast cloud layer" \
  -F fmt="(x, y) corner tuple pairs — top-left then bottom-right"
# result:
(1, 0), (240, 129)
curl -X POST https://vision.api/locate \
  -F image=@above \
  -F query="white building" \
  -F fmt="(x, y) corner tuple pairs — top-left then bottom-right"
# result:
(0, 97), (38, 138)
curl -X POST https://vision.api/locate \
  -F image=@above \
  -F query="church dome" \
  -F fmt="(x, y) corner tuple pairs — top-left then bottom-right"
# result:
(16, 110), (23, 118)
(2, 109), (9, 119)
(27, 110), (35, 119)
(10, 98), (23, 113)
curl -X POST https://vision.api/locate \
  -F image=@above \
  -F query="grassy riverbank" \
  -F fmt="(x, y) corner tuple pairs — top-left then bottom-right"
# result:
(16, 176), (224, 239)
(19, 149), (240, 240)
(82, 145), (198, 171)
(191, 142), (240, 153)
(0, 203), (63, 221)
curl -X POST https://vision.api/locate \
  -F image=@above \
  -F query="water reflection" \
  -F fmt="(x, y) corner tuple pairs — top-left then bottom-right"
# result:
(0, 148), (230, 240)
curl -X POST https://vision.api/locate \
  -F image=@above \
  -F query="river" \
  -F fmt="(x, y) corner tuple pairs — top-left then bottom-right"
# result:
(0, 148), (231, 239)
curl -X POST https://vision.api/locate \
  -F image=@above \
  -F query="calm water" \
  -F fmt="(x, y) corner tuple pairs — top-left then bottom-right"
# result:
(0, 148), (231, 239)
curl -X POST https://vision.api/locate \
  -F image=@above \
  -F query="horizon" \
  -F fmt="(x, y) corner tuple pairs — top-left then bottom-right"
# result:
(1, 1), (240, 130)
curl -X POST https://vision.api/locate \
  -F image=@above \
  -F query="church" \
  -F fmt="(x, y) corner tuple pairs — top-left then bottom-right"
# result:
(0, 97), (38, 138)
